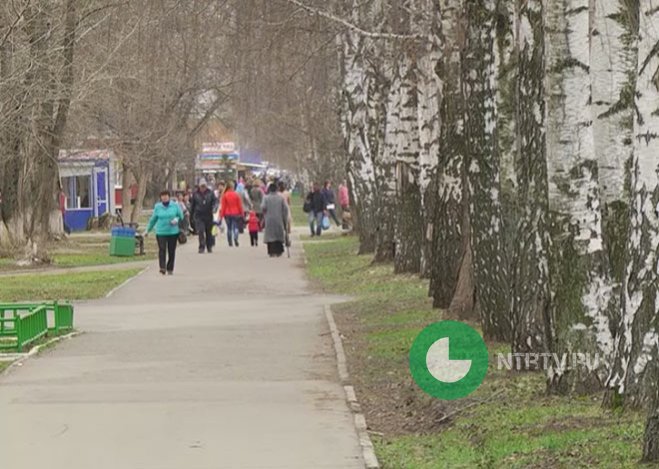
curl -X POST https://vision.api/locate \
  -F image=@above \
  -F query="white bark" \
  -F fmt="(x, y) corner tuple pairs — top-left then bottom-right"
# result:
(339, 26), (377, 252)
(607, 0), (659, 407)
(591, 0), (634, 205)
(545, 0), (613, 391)
(415, 0), (442, 275)
(430, 0), (466, 308)
(511, 0), (551, 355)
(464, 0), (509, 341)
(393, 49), (423, 273)
(372, 55), (399, 262)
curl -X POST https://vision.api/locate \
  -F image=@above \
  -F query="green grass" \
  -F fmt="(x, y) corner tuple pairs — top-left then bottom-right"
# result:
(0, 361), (10, 374)
(300, 232), (344, 242)
(0, 269), (142, 302)
(0, 235), (156, 271)
(303, 236), (649, 469)
(291, 194), (309, 227)
(51, 234), (156, 267)
(52, 251), (154, 267)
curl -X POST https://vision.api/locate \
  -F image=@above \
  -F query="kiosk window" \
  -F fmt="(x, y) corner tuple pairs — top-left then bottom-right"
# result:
(62, 175), (91, 209)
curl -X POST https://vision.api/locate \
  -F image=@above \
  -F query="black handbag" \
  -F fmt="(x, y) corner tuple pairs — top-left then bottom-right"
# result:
(178, 219), (188, 244)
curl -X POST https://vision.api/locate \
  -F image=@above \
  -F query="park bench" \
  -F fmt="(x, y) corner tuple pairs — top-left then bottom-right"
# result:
(0, 302), (74, 353)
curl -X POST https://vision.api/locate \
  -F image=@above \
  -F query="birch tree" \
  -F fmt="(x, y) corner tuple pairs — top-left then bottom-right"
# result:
(545, 0), (614, 393)
(511, 0), (551, 354)
(338, 2), (376, 253)
(339, 25), (378, 253)
(429, 0), (469, 313)
(393, 47), (423, 274)
(607, 0), (659, 410)
(591, 0), (636, 294)
(464, 0), (510, 341)
(415, 0), (442, 277)
(373, 48), (399, 263)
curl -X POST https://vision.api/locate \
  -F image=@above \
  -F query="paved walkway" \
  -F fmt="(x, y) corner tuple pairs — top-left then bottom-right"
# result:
(0, 236), (363, 468)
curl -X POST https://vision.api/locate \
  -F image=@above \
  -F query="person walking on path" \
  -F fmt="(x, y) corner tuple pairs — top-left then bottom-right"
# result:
(278, 180), (293, 229)
(238, 183), (252, 214)
(248, 210), (260, 247)
(250, 180), (265, 225)
(262, 183), (290, 257)
(322, 180), (340, 227)
(145, 190), (184, 275)
(191, 179), (218, 254)
(220, 181), (244, 247)
(305, 183), (325, 237)
(338, 180), (350, 211)
(176, 192), (190, 235)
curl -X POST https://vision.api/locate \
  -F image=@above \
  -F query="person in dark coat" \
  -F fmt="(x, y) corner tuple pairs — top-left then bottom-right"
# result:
(321, 180), (340, 226)
(305, 183), (325, 237)
(250, 180), (265, 224)
(190, 178), (218, 253)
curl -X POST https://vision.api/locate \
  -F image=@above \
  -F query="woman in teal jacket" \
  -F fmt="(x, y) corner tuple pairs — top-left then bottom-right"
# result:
(145, 190), (184, 275)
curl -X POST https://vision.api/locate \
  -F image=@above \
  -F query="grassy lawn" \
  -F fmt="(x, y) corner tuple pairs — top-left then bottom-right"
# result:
(0, 268), (142, 302)
(0, 361), (10, 374)
(0, 234), (155, 271)
(291, 194), (309, 227)
(304, 236), (647, 468)
(300, 231), (344, 242)
(52, 234), (156, 267)
(51, 250), (154, 268)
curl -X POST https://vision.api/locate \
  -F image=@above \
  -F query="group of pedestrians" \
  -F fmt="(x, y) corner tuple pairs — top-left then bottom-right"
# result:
(304, 180), (350, 237)
(144, 177), (292, 276)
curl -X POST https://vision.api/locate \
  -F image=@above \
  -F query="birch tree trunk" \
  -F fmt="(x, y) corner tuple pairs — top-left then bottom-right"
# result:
(591, 0), (635, 336)
(607, 0), (659, 410)
(339, 27), (377, 254)
(464, 0), (510, 341)
(430, 0), (469, 310)
(415, 1), (442, 277)
(511, 0), (551, 355)
(373, 55), (399, 263)
(393, 50), (423, 274)
(361, 0), (394, 263)
(644, 384), (659, 462)
(545, 0), (614, 394)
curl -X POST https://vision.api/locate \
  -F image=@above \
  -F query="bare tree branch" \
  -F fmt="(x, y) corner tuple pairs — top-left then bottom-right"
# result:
(279, 0), (423, 40)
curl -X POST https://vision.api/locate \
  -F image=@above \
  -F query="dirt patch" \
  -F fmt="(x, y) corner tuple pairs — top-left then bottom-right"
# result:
(334, 306), (457, 436)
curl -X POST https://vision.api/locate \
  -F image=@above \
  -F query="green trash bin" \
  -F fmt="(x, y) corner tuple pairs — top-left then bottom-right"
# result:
(110, 227), (136, 257)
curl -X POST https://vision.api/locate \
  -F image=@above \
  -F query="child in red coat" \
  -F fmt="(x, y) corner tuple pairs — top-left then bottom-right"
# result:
(248, 211), (260, 247)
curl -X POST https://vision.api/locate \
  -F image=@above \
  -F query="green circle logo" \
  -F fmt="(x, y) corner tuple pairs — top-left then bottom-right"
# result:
(410, 321), (488, 400)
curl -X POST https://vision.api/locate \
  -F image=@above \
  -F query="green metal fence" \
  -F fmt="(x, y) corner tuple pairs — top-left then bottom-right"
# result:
(0, 302), (75, 352)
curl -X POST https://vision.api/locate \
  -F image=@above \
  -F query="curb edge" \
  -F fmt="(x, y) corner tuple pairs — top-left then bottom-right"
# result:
(105, 266), (150, 298)
(324, 304), (380, 469)
(0, 331), (81, 378)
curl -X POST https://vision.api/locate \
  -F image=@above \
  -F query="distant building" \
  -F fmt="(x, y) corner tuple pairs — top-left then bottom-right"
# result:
(58, 149), (120, 231)
(238, 148), (267, 178)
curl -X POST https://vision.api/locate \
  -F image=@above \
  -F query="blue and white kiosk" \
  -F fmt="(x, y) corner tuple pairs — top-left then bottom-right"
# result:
(58, 149), (118, 231)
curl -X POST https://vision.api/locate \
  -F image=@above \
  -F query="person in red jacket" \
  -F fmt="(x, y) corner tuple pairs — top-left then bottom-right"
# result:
(220, 181), (244, 247)
(247, 210), (260, 247)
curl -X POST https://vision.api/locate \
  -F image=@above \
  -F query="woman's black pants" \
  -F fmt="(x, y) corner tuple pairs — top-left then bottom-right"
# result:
(157, 234), (178, 272)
